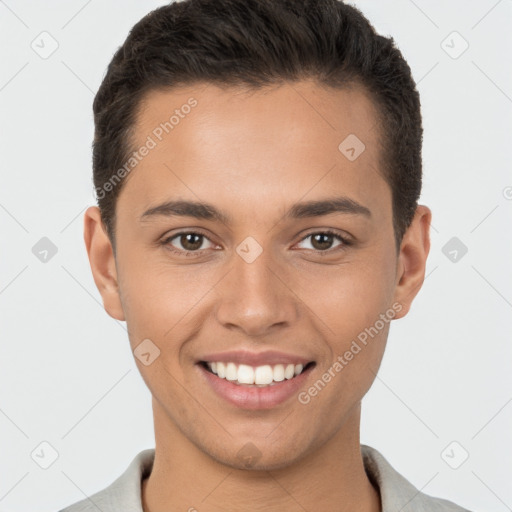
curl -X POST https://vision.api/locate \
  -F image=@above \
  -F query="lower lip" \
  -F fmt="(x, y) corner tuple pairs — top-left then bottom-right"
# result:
(197, 363), (315, 410)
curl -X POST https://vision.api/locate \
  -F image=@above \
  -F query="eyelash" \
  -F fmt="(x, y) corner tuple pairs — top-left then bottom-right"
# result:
(161, 229), (352, 258)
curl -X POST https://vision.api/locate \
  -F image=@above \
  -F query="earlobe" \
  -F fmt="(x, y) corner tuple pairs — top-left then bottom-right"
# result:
(83, 206), (125, 321)
(392, 205), (432, 320)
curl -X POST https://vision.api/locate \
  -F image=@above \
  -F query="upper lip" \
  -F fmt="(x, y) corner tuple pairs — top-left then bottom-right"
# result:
(198, 349), (314, 367)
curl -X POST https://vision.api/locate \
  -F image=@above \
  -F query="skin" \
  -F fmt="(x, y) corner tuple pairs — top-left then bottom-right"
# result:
(84, 80), (431, 512)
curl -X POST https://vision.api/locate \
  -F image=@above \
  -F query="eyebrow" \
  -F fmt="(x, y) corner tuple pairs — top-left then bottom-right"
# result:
(140, 196), (372, 224)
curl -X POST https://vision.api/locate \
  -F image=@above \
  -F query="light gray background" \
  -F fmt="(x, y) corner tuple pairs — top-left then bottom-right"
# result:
(1, 1), (511, 511)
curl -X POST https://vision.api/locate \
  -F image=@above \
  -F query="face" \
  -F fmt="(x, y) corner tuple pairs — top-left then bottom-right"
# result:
(85, 80), (430, 471)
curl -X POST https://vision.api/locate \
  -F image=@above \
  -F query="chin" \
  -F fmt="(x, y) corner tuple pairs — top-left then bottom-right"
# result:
(200, 437), (312, 472)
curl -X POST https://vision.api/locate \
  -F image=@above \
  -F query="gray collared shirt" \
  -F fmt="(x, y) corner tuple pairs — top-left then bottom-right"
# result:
(59, 444), (472, 511)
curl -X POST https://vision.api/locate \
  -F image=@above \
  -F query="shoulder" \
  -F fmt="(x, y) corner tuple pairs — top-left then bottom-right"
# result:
(57, 449), (155, 512)
(361, 444), (473, 512)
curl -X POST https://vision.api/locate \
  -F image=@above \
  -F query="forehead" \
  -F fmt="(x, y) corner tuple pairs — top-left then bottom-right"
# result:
(121, 80), (388, 220)
(134, 80), (381, 151)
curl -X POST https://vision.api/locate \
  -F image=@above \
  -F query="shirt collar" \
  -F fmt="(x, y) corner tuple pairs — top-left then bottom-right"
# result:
(361, 444), (470, 511)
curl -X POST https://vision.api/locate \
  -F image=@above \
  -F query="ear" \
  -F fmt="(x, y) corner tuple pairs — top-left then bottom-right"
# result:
(392, 205), (432, 319)
(83, 206), (125, 321)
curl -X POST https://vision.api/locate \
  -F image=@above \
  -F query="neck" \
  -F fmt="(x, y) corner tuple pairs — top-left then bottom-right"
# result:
(142, 401), (381, 512)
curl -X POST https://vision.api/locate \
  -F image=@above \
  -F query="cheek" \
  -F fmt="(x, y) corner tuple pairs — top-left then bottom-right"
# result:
(295, 250), (396, 402)
(298, 257), (394, 340)
(117, 257), (216, 348)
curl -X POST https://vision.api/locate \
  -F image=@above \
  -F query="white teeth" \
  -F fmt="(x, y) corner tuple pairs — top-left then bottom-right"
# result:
(238, 364), (255, 384)
(216, 362), (226, 378)
(284, 364), (295, 379)
(225, 362), (238, 381)
(205, 361), (309, 386)
(254, 365), (273, 385)
(273, 364), (285, 382)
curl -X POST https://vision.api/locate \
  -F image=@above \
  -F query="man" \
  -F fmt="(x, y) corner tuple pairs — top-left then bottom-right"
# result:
(60, 0), (472, 510)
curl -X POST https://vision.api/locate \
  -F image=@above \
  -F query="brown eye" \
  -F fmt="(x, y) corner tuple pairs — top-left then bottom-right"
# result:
(296, 230), (350, 252)
(178, 233), (204, 251)
(310, 233), (335, 250)
(163, 231), (215, 255)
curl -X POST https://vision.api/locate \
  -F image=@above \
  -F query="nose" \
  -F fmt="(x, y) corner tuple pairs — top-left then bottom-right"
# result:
(214, 245), (299, 337)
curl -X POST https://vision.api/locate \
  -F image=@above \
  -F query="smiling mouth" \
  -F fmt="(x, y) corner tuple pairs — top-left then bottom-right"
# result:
(199, 360), (316, 387)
